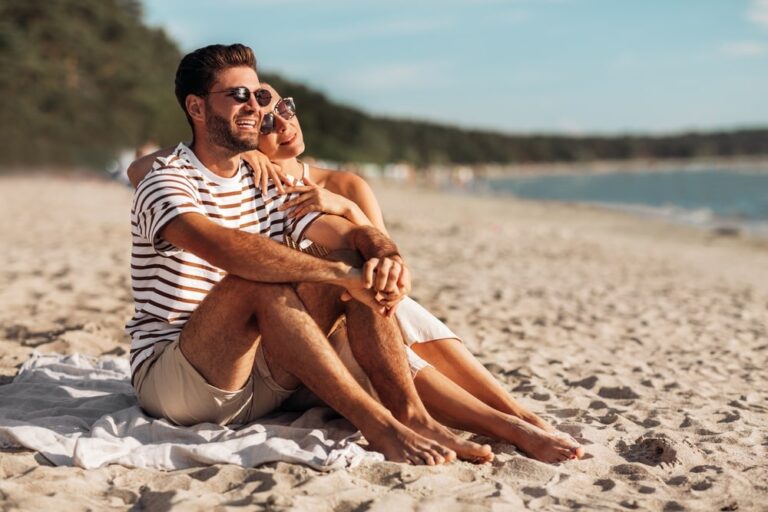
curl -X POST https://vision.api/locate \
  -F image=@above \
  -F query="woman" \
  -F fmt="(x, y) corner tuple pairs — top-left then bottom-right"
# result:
(126, 84), (583, 463)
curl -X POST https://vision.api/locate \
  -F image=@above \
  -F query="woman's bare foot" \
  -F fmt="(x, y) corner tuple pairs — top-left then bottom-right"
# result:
(497, 415), (584, 463)
(523, 412), (557, 433)
(402, 413), (494, 464)
(498, 402), (557, 433)
(361, 418), (457, 465)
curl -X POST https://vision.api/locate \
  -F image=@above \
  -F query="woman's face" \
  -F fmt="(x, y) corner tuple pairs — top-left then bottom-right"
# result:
(256, 83), (305, 160)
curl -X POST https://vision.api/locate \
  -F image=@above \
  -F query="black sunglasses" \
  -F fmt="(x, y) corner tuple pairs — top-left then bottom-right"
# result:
(204, 86), (272, 107)
(260, 97), (297, 135)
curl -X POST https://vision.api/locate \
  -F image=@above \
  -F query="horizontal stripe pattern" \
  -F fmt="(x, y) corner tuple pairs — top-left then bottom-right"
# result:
(126, 143), (321, 377)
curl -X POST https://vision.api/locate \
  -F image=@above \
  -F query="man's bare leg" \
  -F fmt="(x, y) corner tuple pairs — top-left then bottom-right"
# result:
(413, 366), (584, 463)
(412, 338), (555, 432)
(180, 275), (452, 465)
(341, 299), (493, 463)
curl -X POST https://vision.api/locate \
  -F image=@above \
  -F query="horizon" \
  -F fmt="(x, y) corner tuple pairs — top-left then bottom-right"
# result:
(142, 0), (768, 136)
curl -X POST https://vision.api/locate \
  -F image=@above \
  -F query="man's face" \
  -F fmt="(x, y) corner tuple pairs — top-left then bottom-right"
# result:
(202, 66), (263, 153)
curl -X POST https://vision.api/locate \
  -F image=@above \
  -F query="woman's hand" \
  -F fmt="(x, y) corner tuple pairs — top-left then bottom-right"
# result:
(240, 151), (292, 197)
(279, 174), (363, 221)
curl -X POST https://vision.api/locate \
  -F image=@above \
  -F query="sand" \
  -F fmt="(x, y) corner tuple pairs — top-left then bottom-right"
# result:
(1, 174), (766, 511)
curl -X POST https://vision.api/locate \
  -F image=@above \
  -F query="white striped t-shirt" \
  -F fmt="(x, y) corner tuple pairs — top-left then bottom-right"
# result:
(125, 143), (320, 380)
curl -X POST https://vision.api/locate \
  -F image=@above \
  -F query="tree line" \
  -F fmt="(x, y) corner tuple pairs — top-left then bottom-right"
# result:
(1, 0), (765, 171)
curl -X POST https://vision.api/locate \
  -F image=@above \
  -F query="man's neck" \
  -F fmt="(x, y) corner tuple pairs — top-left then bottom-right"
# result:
(189, 139), (241, 178)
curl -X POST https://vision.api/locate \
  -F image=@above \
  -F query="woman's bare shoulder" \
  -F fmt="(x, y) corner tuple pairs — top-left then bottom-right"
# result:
(307, 165), (366, 190)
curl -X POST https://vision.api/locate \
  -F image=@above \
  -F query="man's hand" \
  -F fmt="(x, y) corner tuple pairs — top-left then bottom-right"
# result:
(360, 256), (412, 317)
(337, 267), (388, 316)
(362, 257), (400, 292)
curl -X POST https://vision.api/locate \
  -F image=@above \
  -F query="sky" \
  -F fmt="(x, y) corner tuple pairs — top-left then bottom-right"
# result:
(142, 0), (768, 136)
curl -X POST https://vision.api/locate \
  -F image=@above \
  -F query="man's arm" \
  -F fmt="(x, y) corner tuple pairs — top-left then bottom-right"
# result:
(302, 215), (411, 302)
(349, 225), (399, 260)
(162, 212), (357, 286)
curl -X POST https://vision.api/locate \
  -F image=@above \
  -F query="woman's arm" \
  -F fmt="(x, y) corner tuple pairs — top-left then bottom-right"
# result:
(129, 148), (289, 194)
(239, 151), (291, 197)
(127, 147), (174, 187)
(308, 168), (390, 236)
(278, 172), (374, 228)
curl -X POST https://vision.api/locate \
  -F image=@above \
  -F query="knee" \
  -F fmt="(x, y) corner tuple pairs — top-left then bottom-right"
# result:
(294, 281), (343, 303)
(222, 275), (296, 309)
(326, 249), (364, 268)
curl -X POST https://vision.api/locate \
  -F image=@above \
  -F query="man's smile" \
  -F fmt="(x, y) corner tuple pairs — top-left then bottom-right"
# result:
(235, 118), (258, 130)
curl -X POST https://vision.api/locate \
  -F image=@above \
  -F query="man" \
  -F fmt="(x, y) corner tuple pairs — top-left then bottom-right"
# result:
(127, 43), (492, 465)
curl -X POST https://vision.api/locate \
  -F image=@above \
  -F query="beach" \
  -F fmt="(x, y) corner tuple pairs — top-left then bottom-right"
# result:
(1, 173), (766, 510)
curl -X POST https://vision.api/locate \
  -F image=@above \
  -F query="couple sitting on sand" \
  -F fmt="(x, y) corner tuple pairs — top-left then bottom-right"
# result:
(125, 43), (583, 465)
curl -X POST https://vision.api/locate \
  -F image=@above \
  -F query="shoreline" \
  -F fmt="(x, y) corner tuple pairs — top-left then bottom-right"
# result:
(374, 173), (768, 244)
(452, 154), (768, 178)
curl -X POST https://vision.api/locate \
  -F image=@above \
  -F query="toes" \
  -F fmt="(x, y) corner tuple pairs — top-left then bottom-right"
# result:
(437, 446), (456, 463)
(469, 453), (494, 464)
(429, 450), (444, 465)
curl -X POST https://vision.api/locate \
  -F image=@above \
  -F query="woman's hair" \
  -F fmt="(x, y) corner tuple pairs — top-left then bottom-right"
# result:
(174, 44), (257, 125)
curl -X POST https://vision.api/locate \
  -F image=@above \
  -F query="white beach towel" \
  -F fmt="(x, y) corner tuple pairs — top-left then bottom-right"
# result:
(0, 353), (383, 470)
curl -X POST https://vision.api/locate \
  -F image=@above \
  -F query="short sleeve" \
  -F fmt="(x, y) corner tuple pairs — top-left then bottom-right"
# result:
(280, 181), (324, 247)
(132, 170), (205, 256)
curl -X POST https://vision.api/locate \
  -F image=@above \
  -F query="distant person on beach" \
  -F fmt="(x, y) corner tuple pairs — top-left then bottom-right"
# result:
(127, 45), (583, 463)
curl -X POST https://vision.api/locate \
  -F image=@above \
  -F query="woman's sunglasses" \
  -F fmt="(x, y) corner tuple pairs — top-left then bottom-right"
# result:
(259, 97), (297, 135)
(204, 86), (273, 107)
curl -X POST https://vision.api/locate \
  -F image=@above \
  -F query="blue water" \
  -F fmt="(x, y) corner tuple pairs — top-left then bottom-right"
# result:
(480, 168), (768, 231)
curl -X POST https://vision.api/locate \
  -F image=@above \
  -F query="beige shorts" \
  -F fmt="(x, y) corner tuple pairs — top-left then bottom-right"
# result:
(133, 322), (429, 427)
(134, 339), (301, 426)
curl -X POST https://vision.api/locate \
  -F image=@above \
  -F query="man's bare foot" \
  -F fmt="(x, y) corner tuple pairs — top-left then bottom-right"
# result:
(402, 413), (494, 464)
(498, 415), (584, 463)
(361, 418), (457, 465)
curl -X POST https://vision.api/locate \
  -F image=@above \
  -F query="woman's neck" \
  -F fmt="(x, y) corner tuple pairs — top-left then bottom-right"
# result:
(276, 158), (304, 179)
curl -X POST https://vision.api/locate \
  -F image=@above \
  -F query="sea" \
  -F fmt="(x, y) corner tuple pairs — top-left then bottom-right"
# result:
(473, 167), (768, 238)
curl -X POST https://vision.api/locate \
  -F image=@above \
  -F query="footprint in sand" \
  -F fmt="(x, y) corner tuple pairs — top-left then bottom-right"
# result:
(593, 478), (616, 491)
(569, 375), (599, 390)
(717, 410), (741, 423)
(598, 386), (640, 400)
(690, 464), (723, 474)
(521, 486), (548, 498)
(691, 478), (714, 491)
(616, 434), (682, 467)
(665, 475), (689, 486)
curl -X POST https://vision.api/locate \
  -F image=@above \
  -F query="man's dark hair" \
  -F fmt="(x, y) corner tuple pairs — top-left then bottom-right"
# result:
(174, 44), (257, 126)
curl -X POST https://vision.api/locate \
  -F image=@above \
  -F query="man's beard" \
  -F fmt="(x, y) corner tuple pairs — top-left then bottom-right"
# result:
(206, 111), (259, 153)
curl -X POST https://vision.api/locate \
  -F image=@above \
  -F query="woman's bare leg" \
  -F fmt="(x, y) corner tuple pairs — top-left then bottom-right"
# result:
(411, 338), (555, 432)
(414, 365), (583, 463)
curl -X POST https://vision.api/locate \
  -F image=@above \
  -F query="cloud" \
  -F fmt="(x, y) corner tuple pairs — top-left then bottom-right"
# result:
(720, 41), (768, 57)
(748, 0), (768, 29)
